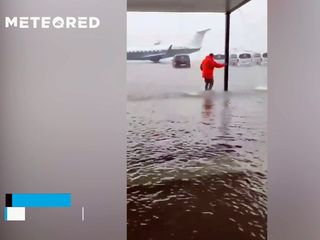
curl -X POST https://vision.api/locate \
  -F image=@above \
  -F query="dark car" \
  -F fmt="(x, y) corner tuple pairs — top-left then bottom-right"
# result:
(172, 54), (191, 68)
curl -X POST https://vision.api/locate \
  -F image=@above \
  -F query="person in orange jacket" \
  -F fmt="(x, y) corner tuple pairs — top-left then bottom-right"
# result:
(200, 53), (225, 91)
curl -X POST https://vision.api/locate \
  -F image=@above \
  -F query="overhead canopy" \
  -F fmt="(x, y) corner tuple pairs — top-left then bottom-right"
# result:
(127, 0), (250, 13)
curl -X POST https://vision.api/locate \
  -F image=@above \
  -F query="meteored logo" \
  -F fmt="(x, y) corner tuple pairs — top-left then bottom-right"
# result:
(5, 17), (100, 29)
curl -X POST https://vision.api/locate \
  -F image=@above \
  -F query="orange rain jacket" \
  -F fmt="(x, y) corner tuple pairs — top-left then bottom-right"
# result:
(200, 55), (224, 80)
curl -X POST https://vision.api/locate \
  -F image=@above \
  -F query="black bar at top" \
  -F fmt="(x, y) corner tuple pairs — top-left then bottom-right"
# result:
(5, 194), (12, 207)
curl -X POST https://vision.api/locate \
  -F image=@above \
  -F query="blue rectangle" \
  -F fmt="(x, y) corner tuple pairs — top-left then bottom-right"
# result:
(12, 193), (71, 208)
(4, 207), (7, 221)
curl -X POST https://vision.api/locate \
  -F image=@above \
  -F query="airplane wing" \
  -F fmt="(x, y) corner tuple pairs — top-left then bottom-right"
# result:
(142, 45), (173, 62)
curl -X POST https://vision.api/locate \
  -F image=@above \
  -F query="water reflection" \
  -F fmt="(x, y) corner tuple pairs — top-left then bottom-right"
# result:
(202, 93), (215, 119)
(219, 93), (232, 138)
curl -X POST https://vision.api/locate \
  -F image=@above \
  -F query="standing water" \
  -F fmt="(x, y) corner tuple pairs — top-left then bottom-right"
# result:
(127, 61), (267, 240)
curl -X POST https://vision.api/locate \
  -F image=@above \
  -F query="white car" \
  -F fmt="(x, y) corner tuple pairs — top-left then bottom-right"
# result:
(252, 53), (262, 65)
(261, 52), (268, 65)
(238, 53), (252, 66)
(229, 54), (238, 66)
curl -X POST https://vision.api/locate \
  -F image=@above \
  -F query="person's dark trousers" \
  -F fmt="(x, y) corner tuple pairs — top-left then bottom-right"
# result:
(204, 79), (214, 90)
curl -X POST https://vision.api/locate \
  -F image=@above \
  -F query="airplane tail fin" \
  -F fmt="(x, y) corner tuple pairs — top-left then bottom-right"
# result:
(167, 44), (173, 53)
(187, 28), (211, 49)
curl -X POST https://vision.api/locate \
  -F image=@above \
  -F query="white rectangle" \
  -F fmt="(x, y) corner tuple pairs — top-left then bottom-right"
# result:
(6, 207), (26, 221)
(82, 207), (85, 222)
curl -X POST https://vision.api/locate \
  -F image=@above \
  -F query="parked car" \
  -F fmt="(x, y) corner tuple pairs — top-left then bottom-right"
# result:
(252, 53), (262, 65)
(238, 53), (252, 66)
(172, 54), (191, 68)
(214, 54), (225, 64)
(229, 54), (238, 66)
(261, 52), (268, 65)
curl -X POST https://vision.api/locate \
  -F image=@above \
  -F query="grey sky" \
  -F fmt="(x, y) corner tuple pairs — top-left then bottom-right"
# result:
(127, 0), (267, 59)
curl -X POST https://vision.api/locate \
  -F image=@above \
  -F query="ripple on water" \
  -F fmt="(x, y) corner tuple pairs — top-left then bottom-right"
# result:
(128, 95), (266, 240)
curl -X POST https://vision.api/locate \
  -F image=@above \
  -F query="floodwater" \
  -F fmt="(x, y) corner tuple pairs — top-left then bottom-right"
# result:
(127, 61), (267, 240)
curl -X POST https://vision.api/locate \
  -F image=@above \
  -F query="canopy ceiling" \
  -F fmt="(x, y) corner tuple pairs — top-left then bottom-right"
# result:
(127, 0), (251, 13)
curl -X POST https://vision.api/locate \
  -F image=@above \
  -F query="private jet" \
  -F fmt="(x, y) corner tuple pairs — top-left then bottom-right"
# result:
(127, 28), (211, 63)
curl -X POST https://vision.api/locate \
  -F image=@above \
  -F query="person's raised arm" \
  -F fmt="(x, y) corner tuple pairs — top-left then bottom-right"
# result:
(213, 60), (225, 68)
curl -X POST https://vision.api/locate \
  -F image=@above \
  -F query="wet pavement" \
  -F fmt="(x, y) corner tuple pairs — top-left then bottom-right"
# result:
(127, 62), (267, 240)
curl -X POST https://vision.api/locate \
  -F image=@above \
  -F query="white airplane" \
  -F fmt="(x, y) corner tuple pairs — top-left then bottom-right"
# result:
(127, 28), (211, 63)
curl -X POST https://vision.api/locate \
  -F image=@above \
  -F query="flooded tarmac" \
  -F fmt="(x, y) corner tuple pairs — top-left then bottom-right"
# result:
(127, 62), (267, 240)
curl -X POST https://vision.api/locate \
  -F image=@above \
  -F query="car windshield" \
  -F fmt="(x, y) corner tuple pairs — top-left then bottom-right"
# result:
(230, 54), (237, 59)
(253, 53), (261, 57)
(239, 53), (251, 59)
(263, 53), (268, 58)
(176, 55), (189, 60)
